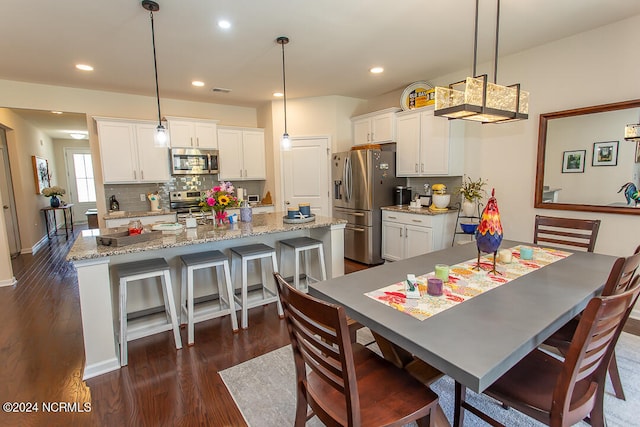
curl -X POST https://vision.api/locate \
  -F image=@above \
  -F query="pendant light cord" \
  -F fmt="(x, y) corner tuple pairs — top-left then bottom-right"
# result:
(149, 10), (162, 126)
(493, 0), (500, 84)
(472, 0), (479, 77)
(280, 40), (288, 134)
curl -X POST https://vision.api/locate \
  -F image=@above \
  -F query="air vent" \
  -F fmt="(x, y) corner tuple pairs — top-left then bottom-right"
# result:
(212, 87), (232, 93)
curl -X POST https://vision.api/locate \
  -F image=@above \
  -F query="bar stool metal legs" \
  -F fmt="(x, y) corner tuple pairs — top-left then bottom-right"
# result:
(180, 250), (238, 345)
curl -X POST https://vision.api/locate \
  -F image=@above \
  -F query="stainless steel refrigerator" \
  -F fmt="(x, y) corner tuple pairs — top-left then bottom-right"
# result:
(332, 149), (404, 265)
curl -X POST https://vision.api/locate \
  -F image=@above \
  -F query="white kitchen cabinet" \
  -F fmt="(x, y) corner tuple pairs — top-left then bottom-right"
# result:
(351, 108), (400, 146)
(381, 210), (455, 261)
(217, 127), (266, 180)
(95, 118), (171, 184)
(165, 117), (218, 149)
(395, 107), (464, 177)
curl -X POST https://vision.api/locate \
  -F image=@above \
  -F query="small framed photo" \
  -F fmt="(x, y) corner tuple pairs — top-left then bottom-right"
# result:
(31, 155), (50, 194)
(635, 141), (640, 163)
(562, 150), (586, 173)
(592, 141), (618, 166)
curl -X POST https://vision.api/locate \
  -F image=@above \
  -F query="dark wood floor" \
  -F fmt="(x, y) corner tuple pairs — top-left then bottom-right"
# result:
(0, 228), (372, 426)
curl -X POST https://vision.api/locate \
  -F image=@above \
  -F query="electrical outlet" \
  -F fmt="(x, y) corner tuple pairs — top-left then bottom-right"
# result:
(140, 194), (146, 201)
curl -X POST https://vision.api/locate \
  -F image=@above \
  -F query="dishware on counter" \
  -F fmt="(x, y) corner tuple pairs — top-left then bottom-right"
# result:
(427, 277), (443, 296)
(520, 246), (534, 260)
(432, 193), (451, 209)
(299, 203), (311, 217)
(287, 207), (300, 219)
(498, 248), (513, 263)
(435, 264), (450, 282)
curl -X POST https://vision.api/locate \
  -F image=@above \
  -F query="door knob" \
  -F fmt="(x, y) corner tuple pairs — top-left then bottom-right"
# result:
(3, 205), (8, 209)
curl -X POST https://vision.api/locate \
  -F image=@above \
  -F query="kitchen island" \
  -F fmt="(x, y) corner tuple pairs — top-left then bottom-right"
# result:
(67, 212), (346, 379)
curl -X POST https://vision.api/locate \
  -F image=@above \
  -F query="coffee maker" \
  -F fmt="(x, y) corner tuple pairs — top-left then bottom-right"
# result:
(394, 186), (412, 206)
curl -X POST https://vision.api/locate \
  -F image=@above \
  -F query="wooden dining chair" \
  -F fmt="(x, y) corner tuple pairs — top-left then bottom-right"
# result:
(544, 246), (640, 400)
(533, 215), (601, 252)
(453, 276), (640, 427)
(274, 272), (439, 427)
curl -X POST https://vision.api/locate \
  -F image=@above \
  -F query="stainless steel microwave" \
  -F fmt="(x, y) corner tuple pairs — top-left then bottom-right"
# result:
(170, 148), (219, 175)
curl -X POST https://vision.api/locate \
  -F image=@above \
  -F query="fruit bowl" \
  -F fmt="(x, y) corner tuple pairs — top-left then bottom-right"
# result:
(460, 223), (478, 234)
(432, 194), (450, 209)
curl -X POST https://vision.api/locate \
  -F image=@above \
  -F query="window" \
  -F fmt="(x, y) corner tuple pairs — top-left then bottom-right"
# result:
(73, 153), (96, 202)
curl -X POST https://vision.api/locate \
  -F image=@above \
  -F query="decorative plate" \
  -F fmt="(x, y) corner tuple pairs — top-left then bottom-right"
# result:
(400, 81), (435, 111)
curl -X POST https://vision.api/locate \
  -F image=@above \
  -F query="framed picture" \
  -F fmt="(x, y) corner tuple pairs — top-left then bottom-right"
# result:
(592, 141), (618, 166)
(32, 155), (50, 194)
(635, 141), (640, 163)
(562, 150), (586, 173)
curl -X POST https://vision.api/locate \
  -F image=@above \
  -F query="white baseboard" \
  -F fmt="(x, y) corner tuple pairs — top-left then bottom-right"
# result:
(0, 277), (17, 287)
(82, 357), (120, 380)
(29, 234), (50, 255)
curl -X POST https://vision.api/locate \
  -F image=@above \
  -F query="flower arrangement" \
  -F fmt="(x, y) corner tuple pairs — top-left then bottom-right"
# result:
(41, 186), (66, 197)
(199, 181), (239, 222)
(458, 176), (487, 202)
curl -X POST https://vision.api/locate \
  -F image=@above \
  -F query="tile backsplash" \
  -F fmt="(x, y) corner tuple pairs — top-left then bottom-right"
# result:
(104, 176), (266, 211)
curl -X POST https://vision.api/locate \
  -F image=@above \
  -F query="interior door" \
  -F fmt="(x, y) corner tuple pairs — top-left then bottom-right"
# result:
(0, 134), (20, 256)
(65, 148), (97, 222)
(282, 136), (330, 216)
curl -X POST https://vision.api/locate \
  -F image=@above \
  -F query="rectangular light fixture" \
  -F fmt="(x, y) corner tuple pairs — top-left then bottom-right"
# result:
(435, 75), (529, 123)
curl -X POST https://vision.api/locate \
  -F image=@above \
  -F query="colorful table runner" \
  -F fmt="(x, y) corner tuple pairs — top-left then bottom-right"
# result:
(365, 245), (572, 321)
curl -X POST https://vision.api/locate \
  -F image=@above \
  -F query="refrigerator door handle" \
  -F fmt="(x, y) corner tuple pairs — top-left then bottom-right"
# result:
(344, 156), (352, 202)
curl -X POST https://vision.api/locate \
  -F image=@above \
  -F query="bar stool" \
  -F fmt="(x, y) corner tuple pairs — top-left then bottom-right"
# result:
(179, 250), (238, 345)
(113, 258), (182, 366)
(230, 243), (284, 329)
(278, 237), (327, 292)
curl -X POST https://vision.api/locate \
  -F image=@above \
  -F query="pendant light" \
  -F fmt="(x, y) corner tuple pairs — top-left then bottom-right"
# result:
(142, 0), (168, 147)
(434, 0), (529, 123)
(277, 36), (291, 151)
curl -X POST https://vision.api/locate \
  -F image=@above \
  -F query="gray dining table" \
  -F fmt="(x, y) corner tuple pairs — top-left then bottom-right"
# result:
(309, 240), (617, 393)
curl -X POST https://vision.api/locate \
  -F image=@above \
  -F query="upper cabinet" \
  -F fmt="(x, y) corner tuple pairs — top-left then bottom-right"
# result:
(395, 107), (464, 177)
(217, 127), (266, 180)
(165, 117), (218, 149)
(351, 108), (400, 146)
(95, 118), (171, 184)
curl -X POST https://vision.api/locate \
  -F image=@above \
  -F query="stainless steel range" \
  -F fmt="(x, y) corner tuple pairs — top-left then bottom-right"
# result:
(169, 190), (204, 215)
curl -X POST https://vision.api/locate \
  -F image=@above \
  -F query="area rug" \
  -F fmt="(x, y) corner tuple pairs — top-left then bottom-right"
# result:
(219, 330), (640, 426)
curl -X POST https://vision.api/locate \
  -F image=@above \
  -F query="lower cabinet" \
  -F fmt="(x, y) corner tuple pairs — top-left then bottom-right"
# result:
(381, 210), (455, 261)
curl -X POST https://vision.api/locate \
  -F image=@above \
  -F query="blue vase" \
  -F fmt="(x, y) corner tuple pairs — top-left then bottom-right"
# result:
(50, 195), (60, 208)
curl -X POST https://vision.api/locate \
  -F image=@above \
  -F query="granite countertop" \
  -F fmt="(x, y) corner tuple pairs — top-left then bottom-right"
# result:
(103, 210), (175, 220)
(67, 212), (346, 262)
(381, 205), (457, 216)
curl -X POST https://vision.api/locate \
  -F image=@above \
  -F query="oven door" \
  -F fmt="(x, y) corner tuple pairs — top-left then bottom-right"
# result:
(171, 148), (211, 175)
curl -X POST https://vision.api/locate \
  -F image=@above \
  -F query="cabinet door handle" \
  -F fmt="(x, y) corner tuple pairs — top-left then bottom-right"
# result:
(371, 132), (374, 141)
(240, 169), (243, 177)
(367, 133), (370, 142)
(196, 137), (200, 147)
(415, 163), (418, 172)
(412, 219), (422, 223)
(141, 170), (144, 180)
(133, 170), (137, 180)
(388, 216), (397, 219)
(421, 163), (424, 172)
(190, 137), (194, 146)
(399, 228), (402, 237)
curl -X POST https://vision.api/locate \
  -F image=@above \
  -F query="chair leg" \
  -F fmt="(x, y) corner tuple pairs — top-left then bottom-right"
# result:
(163, 270), (182, 350)
(454, 381), (467, 427)
(119, 278), (128, 367)
(294, 248), (301, 290)
(180, 262), (187, 325)
(608, 350), (626, 400)
(241, 257), (249, 329)
(187, 266), (195, 345)
(271, 253), (284, 317)
(222, 261), (239, 332)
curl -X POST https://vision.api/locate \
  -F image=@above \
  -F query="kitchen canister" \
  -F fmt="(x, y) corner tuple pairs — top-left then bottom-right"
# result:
(240, 202), (253, 222)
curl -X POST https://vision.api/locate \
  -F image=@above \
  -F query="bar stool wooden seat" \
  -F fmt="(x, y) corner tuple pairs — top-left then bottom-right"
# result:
(230, 243), (283, 329)
(113, 258), (182, 366)
(179, 250), (238, 345)
(278, 236), (327, 292)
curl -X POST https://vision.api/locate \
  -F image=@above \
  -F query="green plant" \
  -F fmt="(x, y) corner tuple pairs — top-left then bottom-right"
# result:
(458, 176), (487, 202)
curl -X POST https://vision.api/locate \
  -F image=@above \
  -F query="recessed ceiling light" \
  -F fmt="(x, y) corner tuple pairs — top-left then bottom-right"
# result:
(273, 92), (284, 97)
(218, 20), (231, 29)
(51, 111), (63, 115)
(76, 64), (94, 71)
(69, 132), (88, 140)
(370, 67), (384, 74)
(192, 81), (205, 87)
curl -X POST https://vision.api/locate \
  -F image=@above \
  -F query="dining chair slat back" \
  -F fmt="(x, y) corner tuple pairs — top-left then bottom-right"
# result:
(454, 276), (640, 427)
(533, 215), (601, 252)
(274, 272), (438, 427)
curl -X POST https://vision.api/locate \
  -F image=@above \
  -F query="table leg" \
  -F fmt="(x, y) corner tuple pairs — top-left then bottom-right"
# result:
(43, 210), (51, 239)
(63, 209), (69, 240)
(70, 208), (74, 233)
(53, 211), (58, 236)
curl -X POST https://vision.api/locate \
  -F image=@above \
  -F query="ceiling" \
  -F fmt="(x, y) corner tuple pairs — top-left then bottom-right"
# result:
(3, 0), (640, 136)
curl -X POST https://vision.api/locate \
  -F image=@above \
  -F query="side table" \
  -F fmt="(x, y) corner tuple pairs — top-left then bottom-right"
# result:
(41, 204), (74, 240)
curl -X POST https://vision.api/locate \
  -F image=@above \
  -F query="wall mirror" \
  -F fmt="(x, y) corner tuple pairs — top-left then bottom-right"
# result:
(535, 99), (640, 215)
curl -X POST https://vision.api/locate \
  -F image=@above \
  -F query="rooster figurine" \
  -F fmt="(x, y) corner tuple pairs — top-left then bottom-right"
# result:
(618, 182), (640, 206)
(474, 189), (503, 274)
